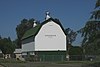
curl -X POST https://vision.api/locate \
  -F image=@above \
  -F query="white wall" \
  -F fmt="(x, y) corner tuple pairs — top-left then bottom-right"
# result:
(35, 20), (66, 51)
(22, 42), (35, 52)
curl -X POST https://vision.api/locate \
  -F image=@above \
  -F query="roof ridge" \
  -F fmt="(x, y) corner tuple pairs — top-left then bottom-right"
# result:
(22, 18), (66, 40)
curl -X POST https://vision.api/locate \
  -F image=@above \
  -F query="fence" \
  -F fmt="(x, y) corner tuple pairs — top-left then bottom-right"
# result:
(24, 54), (100, 61)
(38, 55), (66, 62)
(69, 55), (83, 61)
(69, 55), (100, 61)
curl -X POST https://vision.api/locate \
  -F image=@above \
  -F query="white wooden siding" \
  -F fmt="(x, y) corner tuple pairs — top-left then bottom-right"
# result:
(22, 42), (35, 52)
(35, 20), (66, 51)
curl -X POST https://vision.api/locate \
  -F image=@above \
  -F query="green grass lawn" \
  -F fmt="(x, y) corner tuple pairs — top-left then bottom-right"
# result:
(0, 59), (100, 67)
(0, 58), (26, 67)
(0, 58), (26, 63)
(56, 61), (95, 64)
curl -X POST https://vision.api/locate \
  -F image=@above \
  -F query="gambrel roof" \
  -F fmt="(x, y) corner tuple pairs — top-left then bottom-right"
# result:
(22, 18), (66, 40)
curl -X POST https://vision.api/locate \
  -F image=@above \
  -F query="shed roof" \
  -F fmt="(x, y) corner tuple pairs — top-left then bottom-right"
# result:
(14, 49), (22, 53)
(22, 24), (41, 40)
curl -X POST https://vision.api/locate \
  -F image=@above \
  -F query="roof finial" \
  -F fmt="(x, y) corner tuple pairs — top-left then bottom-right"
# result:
(46, 11), (50, 16)
(45, 11), (51, 20)
(33, 20), (37, 27)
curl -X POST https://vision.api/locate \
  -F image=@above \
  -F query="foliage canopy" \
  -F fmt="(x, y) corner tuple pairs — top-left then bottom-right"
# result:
(78, 0), (100, 55)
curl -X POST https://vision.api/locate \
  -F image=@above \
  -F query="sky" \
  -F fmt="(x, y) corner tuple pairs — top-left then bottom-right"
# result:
(0, 0), (96, 45)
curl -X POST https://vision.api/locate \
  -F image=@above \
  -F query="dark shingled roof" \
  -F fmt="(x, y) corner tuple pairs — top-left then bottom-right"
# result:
(21, 24), (41, 40)
(22, 18), (66, 40)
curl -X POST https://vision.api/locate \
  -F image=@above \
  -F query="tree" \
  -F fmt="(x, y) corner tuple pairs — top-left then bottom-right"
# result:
(65, 28), (77, 61)
(0, 37), (15, 56)
(16, 18), (40, 48)
(69, 46), (83, 55)
(65, 28), (77, 51)
(16, 19), (28, 48)
(69, 46), (83, 60)
(0, 35), (1, 39)
(78, 0), (100, 55)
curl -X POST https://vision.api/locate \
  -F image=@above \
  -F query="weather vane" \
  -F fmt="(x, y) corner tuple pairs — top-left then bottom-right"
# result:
(46, 11), (50, 16)
(45, 11), (51, 20)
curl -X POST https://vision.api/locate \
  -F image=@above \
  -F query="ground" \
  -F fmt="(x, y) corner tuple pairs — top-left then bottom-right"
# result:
(0, 59), (97, 67)
(1, 62), (83, 67)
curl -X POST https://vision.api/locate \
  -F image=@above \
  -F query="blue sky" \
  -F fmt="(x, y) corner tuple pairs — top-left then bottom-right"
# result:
(0, 0), (96, 45)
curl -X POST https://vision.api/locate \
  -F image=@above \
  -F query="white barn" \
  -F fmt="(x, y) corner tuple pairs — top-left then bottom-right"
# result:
(21, 12), (67, 61)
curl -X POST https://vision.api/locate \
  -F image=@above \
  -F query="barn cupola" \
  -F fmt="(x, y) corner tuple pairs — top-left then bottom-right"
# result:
(33, 20), (37, 27)
(45, 11), (51, 20)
